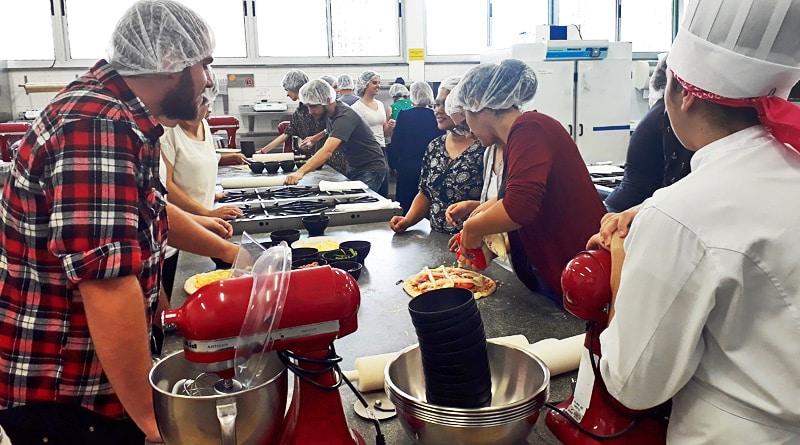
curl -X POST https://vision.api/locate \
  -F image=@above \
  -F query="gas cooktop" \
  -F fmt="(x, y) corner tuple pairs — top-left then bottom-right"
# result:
(218, 185), (401, 234)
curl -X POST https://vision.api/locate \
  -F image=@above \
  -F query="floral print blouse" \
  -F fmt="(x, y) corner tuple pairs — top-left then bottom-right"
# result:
(418, 134), (486, 233)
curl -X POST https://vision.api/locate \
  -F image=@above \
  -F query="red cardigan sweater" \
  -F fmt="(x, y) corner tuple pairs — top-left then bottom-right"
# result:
(501, 112), (606, 297)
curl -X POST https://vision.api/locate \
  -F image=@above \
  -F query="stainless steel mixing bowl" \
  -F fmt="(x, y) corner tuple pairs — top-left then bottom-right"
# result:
(150, 350), (288, 445)
(385, 342), (550, 444)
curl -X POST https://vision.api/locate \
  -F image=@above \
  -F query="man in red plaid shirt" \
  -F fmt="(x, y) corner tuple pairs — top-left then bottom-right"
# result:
(0, 1), (240, 443)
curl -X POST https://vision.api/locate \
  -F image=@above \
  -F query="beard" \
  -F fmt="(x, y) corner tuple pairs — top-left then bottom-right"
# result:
(160, 69), (199, 121)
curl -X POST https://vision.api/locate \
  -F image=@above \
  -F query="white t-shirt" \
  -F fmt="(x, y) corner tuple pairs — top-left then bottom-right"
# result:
(600, 126), (800, 443)
(160, 119), (218, 209)
(350, 99), (387, 147)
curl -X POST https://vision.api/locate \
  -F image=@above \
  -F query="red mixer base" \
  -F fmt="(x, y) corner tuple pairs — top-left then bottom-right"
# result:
(545, 397), (668, 445)
(276, 372), (365, 445)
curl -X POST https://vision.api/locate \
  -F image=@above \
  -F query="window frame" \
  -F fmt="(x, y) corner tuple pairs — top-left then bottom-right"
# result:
(7, 0), (406, 68)
(4, 0), (684, 69)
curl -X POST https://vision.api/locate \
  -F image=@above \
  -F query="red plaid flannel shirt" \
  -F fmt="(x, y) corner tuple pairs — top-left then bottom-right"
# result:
(0, 60), (167, 419)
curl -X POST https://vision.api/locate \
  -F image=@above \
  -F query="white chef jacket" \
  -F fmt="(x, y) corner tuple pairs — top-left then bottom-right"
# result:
(599, 125), (800, 444)
(160, 119), (218, 210)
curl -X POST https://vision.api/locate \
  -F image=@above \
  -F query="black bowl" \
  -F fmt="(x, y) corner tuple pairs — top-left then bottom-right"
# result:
(292, 257), (328, 270)
(263, 161), (280, 174)
(248, 161), (265, 174)
(320, 248), (357, 264)
(330, 260), (363, 280)
(339, 240), (371, 265)
(270, 229), (301, 244)
(259, 240), (279, 251)
(211, 257), (232, 270)
(408, 288), (477, 324)
(301, 215), (330, 237)
(280, 160), (295, 172)
(291, 247), (318, 260)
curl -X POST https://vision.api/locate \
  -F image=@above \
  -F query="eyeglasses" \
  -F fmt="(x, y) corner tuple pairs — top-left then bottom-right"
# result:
(455, 120), (471, 134)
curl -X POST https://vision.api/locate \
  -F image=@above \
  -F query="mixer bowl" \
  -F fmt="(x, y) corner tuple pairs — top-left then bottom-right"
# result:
(385, 342), (549, 445)
(150, 350), (288, 445)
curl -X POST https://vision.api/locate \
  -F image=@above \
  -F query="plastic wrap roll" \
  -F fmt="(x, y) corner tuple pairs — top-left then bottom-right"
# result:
(252, 153), (294, 162)
(525, 334), (584, 375)
(343, 334), (530, 392)
(219, 176), (286, 189)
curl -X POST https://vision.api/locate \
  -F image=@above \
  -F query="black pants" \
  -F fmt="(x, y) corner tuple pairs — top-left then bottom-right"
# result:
(0, 403), (145, 445)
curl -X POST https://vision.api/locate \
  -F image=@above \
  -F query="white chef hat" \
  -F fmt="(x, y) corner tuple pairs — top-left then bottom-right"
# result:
(669, 0), (800, 99)
(668, 0), (800, 150)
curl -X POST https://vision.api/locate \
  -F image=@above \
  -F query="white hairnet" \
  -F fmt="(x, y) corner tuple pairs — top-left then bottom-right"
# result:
(455, 59), (537, 112)
(389, 83), (409, 98)
(438, 76), (461, 94)
(337, 74), (355, 90)
(299, 79), (336, 106)
(320, 75), (337, 87)
(409, 81), (434, 107)
(357, 70), (380, 88)
(108, 0), (214, 76)
(444, 82), (463, 117)
(648, 54), (668, 107)
(282, 69), (309, 92)
(202, 66), (219, 107)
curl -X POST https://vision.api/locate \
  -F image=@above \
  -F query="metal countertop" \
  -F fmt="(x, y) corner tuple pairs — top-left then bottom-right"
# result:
(166, 219), (584, 444)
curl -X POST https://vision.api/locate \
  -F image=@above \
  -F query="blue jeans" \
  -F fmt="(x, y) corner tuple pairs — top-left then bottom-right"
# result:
(348, 169), (388, 197)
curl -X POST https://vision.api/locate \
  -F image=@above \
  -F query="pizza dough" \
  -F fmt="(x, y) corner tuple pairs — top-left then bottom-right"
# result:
(403, 266), (497, 299)
(184, 269), (233, 294)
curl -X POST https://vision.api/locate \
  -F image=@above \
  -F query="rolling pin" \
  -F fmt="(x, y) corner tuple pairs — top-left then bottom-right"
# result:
(219, 175), (286, 189)
(342, 333), (584, 393)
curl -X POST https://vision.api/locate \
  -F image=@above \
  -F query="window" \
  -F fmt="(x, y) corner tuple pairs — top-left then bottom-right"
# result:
(620, 0), (673, 52)
(490, 0), (549, 48)
(65, 0), (137, 60)
(257, 0), (328, 57)
(557, 0), (617, 41)
(331, 0), (400, 57)
(257, 0), (400, 58)
(174, 0), (246, 58)
(65, 0), (245, 61)
(425, 0), (487, 56)
(0, 0), (56, 60)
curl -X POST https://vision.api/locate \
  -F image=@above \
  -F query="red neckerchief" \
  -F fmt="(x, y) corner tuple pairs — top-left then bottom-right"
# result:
(673, 71), (800, 152)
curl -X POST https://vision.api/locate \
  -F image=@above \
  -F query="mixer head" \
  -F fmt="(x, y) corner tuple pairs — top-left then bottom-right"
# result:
(162, 264), (360, 372)
(561, 249), (613, 324)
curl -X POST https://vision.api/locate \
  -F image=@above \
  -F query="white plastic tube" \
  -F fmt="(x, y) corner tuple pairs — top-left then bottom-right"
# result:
(343, 333), (584, 392)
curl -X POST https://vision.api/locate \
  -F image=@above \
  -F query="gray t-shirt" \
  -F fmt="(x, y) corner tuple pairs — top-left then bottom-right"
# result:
(327, 101), (387, 173)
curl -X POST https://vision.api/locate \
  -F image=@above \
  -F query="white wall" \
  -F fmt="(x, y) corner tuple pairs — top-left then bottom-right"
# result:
(5, 62), (477, 123)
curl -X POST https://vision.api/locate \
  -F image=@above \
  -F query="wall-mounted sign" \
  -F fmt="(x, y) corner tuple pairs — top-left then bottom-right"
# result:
(408, 48), (424, 61)
(227, 74), (255, 88)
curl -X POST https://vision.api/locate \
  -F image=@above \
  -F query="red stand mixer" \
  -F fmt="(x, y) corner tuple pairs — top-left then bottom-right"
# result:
(162, 264), (366, 445)
(545, 249), (669, 444)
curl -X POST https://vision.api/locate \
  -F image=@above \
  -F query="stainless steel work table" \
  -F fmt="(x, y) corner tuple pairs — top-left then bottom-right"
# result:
(165, 219), (585, 444)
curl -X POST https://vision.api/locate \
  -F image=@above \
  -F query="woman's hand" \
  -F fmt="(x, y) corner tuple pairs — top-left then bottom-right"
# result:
(586, 205), (641, 250)
(445, 201), (479, 227)
(208, 205), (244, 220)
(389, 216), (411, 233)
(196, 216), (234, 239)
(447, 233), (460, 252)
(459, 225), (482, 250)
(285, 171), (304, 185)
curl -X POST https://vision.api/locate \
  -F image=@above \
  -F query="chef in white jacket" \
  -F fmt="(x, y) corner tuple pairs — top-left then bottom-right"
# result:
(598, 1), (800, 443)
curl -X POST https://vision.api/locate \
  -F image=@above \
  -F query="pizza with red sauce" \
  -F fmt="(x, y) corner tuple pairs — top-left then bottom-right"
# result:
(403, 265), (497, 299)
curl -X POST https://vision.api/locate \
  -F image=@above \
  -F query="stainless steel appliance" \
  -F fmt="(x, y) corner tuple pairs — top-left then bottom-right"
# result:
(0, 61), (12, 123)
(219, 185), (401, 235)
